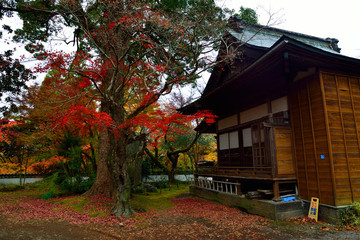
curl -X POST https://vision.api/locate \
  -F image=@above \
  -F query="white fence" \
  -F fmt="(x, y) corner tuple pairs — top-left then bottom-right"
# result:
(143, 174), (194, 183)
(0, 177), (43, 185)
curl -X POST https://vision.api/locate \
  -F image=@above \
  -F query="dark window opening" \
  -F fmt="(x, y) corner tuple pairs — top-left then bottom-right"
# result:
(218, 122), (271, 168)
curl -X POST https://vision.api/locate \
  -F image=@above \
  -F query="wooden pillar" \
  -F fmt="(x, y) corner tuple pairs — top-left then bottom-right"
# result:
(319, 72), (337, 206)
(335, 76), (354, 202)
(194, 174), (198, 187)
(273, 181), (281, 201)
(236, 181), (242, 196)
(307, 82), (321, 199)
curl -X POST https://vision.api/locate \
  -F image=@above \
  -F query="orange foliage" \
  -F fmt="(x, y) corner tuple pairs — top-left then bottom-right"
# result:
(0, 163), (19, 174)
(28, 156), (66, 175)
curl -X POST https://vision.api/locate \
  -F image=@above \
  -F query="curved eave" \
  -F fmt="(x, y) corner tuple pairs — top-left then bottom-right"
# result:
(177, 98), (202, 115)
(180, 36), (360, 117)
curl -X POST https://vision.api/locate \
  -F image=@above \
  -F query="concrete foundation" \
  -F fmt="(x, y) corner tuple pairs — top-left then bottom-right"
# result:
(302, 200), (347, 224)
(190, 186), (346, 223)
(190, 186), (304, 220)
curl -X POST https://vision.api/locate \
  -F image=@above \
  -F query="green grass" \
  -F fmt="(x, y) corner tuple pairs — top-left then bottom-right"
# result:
(0, 184), (25, 192)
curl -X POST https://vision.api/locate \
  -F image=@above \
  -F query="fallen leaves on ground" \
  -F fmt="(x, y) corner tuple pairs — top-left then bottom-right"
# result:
(0, 192), (279, 239)
(1, 191), (360, 239)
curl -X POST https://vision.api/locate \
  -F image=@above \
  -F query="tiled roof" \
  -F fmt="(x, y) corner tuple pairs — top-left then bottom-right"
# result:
(228, 17), (341, 54)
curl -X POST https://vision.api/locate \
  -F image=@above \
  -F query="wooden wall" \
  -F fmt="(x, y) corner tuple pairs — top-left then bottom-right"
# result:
(274, 127), (295, 176)
(290, 74), (335, 206)
(321, 72), (360, 205)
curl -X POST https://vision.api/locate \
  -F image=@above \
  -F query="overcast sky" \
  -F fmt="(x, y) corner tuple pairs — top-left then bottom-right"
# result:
(219, 0), (360, 59)
(3, 1), (359, 59)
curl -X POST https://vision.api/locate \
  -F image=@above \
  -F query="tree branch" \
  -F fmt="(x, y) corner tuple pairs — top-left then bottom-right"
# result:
(144, 147), (168, 173)
(168, 132), (201, 156)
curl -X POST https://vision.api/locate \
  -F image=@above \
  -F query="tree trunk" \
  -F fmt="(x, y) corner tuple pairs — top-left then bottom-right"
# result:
(111, 159), (132, 218)
(86, 67), (135, 217)
(18, 155), (23, 186)
(85, 130), (114, 198)
(107, 129), (133, 218)
(167, 153), (179, 183)
(127, 140), (144, 187)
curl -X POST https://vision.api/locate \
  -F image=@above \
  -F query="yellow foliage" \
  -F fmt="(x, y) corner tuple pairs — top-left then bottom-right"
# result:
(202, 140), (217, 163)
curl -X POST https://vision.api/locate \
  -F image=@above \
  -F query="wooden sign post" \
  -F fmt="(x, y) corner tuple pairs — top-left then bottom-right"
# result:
(308, 197), (319, 222)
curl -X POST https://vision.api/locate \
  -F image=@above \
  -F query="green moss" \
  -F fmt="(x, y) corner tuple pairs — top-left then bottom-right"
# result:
(131, 185), (189, 212)
(90, 212), (107, 218)
(51, 196), (90, 210)
(41, 190), (54, 199)
(29, 173), (63, 196)
(1, 182), (190, 219)
(50, 196), (112, 217)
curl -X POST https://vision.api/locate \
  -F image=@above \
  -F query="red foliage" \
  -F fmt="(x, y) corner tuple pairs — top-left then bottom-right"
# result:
(53, 104), (114, 135)
(0, 195), (121, 225)
(288, 216), (318, 224)
(119, 109), (216, 147)
(0, 120), (19, 143)
(20, 3), (221, 156)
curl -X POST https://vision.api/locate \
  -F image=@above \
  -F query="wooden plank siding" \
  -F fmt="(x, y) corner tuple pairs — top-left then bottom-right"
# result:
(274, 127), (295, 175)
(290, 74), (335, 206)
(321, 72), (360, 205)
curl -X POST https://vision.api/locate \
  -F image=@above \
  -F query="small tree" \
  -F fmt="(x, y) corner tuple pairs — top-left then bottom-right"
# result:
(0, 120), (35, 185)
(0, 49), (34, 114)
(235, 6), (259, 24)
(144, 100), (213, 183)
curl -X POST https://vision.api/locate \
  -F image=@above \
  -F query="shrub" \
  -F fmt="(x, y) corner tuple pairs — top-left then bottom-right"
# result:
(340, 202), (360, 227)
(34, 172), (94, 195)
(153, 181), (168, 189)
(58, 174), (95, 194)
(132, 184), (145, 194)
(142, 158), (151, 178)
(41, 190), (54, 199)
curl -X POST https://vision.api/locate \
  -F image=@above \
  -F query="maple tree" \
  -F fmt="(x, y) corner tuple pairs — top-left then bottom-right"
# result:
(8, 80), (99, 180)
(144, 115), (201, 182)
(187, 133), (217, 169)
(144, 92), (211, 182)
(0, 0), (228, 217)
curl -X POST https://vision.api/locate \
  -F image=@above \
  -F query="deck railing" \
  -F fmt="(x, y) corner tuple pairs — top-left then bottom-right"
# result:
(194, 177), (240, 195)
(196, 166), (273, 177)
